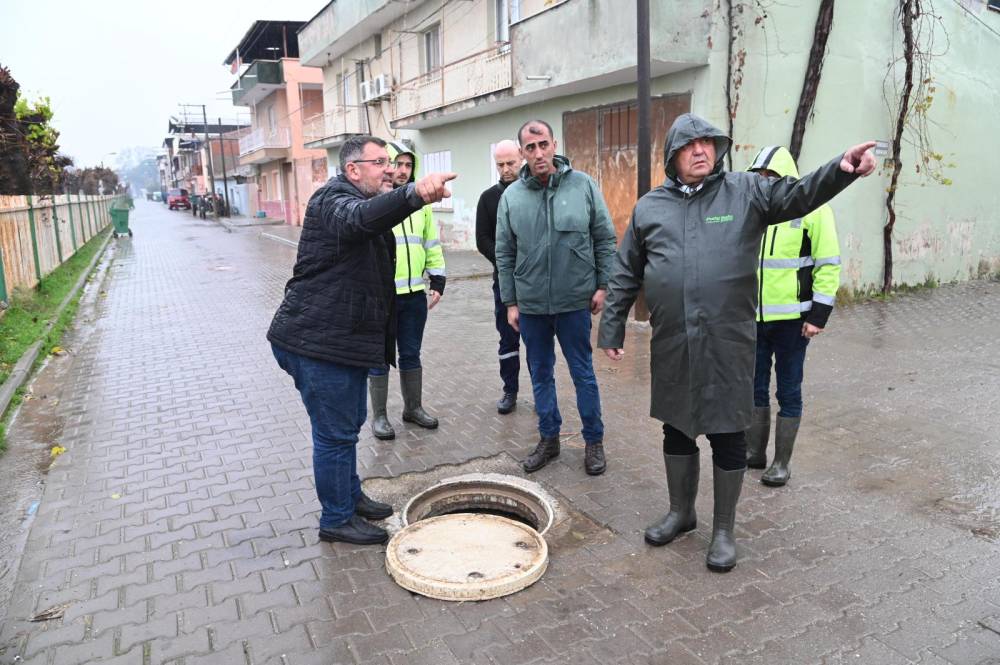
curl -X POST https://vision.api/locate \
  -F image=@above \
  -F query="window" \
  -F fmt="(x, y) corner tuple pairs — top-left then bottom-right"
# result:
(356, 62), (366, 102)
(423, 150), (452, 210)
(374, 33), (382, 58)
(423, 24), (441, 75)
(599, 103), (639, 153)
(338, 72), (351, 106)
(266, 105), (277, 132)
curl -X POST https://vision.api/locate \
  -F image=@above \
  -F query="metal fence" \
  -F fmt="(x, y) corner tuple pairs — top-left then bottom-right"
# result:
(0, 194), (113, 303)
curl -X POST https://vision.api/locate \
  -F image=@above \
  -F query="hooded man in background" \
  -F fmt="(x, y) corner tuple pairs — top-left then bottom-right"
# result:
(599, 113), (874, 572)
(368, 141), (447, 441)
(745, 146), (842, 488)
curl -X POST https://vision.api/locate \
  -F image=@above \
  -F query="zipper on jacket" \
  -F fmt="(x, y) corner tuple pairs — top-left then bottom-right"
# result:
(758, 235), (765, 321)
(769, 227), (779, 256)
(404, 215), (414, 293)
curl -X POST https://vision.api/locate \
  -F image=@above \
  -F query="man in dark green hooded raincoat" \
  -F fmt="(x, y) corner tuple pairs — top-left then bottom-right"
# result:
(598, 113), (875, 572)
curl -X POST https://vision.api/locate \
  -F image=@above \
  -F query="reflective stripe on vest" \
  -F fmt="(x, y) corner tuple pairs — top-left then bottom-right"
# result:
(814, 255), (842, 267)
(761, 302), (813, 315)
(813, 292), (836, 306)
(761, 257), (814, 270)
(396, 235), (422, 245)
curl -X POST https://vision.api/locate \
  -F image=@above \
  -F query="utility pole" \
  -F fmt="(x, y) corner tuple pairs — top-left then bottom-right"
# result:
(637, 0), (651, 198)
(218, 117), (231, 217)
(180, 103), (217, 214)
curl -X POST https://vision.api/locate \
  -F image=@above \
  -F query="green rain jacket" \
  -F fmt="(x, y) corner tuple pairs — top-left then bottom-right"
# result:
(747, 146), (841, 328)
(386, 141), (446, 295)
(598, 114), (860, 438)
(495, 155), (616, 314)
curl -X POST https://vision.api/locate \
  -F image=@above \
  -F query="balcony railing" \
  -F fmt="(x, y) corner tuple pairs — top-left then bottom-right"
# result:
(239, 127), (291, 155)
(392, 46), (511, 121)
(231, 60), (285, 106)
(302, 107), (368, 146)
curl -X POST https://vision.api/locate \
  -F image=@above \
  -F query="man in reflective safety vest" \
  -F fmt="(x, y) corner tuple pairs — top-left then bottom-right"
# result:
(368, 141), (447, 440)
(746, 146), (842, 487)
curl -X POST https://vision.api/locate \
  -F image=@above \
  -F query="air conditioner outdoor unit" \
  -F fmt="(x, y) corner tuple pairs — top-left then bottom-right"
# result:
(371, 74), (393, 100)
(360, 80), (375, 103)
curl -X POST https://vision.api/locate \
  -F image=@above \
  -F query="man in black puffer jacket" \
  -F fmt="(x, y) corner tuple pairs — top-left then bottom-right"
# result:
(268, 135), (455, 546)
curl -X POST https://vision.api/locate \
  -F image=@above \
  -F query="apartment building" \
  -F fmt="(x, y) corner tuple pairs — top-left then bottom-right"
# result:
(297, 0), (1000, 290)
(226, 20), (329, 225)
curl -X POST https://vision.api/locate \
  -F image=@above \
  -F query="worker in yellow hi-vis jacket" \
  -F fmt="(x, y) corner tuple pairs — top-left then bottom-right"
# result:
(745, 146), (842, 487)
(368, 141), (447, 441)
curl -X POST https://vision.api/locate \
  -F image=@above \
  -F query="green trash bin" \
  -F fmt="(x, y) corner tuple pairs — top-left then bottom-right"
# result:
(110, 207), (132, 238)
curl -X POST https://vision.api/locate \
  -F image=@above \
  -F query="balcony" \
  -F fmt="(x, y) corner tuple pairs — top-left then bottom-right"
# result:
(510, 0), (711, 98)
(302, 107), (368, 149)
(391, 47), (512, 125)
(299, 0), (413, 68)
(238, 127), (291, 165)
(231, 60), (285, 107)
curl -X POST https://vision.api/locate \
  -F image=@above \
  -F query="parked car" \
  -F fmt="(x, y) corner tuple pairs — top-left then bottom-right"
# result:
(167, 188), (190, 210)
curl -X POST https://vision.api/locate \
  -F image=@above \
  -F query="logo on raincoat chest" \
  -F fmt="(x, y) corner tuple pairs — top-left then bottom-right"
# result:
(704, 214), (734, 224)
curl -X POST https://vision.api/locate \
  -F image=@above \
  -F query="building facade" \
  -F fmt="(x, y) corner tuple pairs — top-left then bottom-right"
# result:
(297, 0), (1000, 291)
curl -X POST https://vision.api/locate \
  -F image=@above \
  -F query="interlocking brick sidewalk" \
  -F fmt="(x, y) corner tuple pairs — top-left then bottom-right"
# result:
(1, 201), (998, 665)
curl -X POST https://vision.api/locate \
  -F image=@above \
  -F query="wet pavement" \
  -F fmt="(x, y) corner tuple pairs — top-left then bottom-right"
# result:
(0, 200), (998, 665)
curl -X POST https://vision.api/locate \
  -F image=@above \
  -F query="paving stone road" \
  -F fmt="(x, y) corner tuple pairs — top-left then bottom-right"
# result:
(0, 200), (998, 665)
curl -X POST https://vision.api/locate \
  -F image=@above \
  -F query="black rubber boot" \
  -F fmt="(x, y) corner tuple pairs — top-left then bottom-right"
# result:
(706, 465), (744, 573)
(645, 453), (699, 546)
(368, 374), (395, 440)
(746, 406), (770, 469)
(400, 368), (438, 429)
(497, 392), (517, 415)
(761, 416), (800, 487)
(522, 435), (560, 473)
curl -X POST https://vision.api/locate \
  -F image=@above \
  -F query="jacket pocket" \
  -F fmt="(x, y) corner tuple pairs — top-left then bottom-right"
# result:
(553, 206), (590, 233)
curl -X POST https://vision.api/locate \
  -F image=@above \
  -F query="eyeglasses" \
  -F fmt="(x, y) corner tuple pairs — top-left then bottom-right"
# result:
(350, 158), (391, 167)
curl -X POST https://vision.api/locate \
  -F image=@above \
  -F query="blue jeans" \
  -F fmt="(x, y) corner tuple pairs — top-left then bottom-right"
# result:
(754, 319), (810, 418)
(272, 344), (368, 529)
(493, 279), (520, 394)
(519, 309), (604, 444)
(370, 291), (427, 376)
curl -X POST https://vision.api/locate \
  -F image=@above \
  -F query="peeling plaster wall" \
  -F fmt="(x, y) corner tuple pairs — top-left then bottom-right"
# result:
(709, 0), (1000, 290)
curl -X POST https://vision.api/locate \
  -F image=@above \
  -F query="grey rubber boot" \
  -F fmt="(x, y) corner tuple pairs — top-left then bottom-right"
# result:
(644, 453), (699, 546)
(706, 465), (744, 573)
(368, 375), (395, 440)
(761, 415), (800, 487)
(746, 406), (770, 469)
(400, 368), (438, 429)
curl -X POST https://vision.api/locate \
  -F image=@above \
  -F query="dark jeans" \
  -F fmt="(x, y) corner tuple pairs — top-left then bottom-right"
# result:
(754, 319), (810, 418)
(272, 344), (367, 529)
(370, 291), (428, 376)
(663, 423), (746, 471)
(493, 279), (520, 394)
(519, 309), (604, 444)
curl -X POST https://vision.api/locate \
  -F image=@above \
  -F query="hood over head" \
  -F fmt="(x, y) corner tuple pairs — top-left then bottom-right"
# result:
(386, 140), (419, 183)
(663, 113), (732, 181)
(746, 145), (800, 179)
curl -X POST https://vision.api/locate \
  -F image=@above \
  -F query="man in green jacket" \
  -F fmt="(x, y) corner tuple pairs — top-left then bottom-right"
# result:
(368, 141), (446, 440)
(745, 146), (842, 488)
(496, 119), (617, 476)
(599, 113), (874, 572)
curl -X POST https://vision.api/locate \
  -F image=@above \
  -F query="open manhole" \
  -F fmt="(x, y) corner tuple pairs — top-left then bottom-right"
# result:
(386, 474), (554, 601)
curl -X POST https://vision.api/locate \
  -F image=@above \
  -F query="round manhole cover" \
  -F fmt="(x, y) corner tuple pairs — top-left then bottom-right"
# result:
(385, 513), (548, 601)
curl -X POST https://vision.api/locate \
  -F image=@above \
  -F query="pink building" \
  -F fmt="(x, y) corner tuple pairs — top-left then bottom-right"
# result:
(225, 21), (328, 226)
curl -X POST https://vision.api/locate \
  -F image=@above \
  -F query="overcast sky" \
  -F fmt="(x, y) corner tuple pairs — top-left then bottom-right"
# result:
(2, 0), (321, 168)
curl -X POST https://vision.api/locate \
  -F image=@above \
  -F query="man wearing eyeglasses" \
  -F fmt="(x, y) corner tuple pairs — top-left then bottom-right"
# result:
(366, 141), (447, 441)
(268, 135), (455, 546)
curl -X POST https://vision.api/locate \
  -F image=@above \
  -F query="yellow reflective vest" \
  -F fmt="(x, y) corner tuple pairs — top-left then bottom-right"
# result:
(387, 142), (447, 295)
(748, 146), (841, 328)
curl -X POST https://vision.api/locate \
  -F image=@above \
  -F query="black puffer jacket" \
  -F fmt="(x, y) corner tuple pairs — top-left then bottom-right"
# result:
(267, 174), (424, 368)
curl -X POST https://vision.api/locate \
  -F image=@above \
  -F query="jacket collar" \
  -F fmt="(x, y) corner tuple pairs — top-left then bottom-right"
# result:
(518, 154), (572, 190)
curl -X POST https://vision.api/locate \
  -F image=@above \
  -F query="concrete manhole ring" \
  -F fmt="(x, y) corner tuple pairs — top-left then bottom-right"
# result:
(401, 473), (556, 535)
(385, 513), (548, 601)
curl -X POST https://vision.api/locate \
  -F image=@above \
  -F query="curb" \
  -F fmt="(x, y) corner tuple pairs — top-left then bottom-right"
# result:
(0, 230), (113, 421)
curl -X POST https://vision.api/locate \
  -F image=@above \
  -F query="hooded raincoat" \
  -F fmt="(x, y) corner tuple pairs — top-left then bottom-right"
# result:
(386, 141), (446, 295)
(598, 114), (860, 438)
